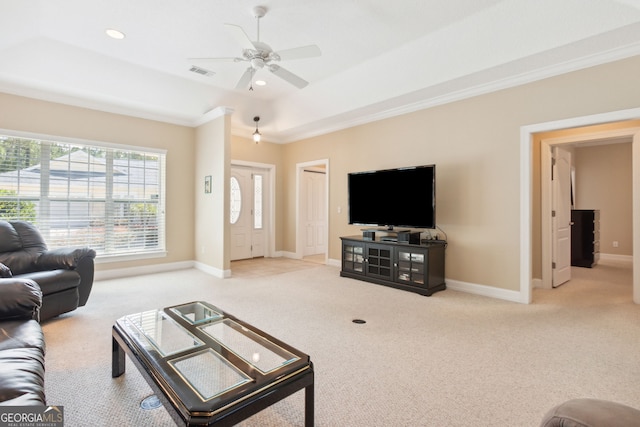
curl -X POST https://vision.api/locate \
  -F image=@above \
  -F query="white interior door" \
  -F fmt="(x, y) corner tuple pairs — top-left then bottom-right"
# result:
(552, 146), (572, 287)
(230, 167), (267, 261)
(301, 169), (327, 256)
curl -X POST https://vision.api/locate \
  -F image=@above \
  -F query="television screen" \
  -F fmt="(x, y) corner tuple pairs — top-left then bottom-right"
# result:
(348, 165), (435, 229)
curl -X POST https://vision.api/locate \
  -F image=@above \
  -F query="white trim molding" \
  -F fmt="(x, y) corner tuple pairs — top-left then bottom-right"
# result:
(94, 260), (194, 281)
(446, 279), (525, 304)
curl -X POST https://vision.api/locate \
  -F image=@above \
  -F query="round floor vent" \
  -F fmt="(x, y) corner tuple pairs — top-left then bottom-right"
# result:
(141, 394), (162, 410)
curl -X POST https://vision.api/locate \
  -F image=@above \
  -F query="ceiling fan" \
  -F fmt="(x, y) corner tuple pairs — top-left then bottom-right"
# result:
(190, 6), (321, 90)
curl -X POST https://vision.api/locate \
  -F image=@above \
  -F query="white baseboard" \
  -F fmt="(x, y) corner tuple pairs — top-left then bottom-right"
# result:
(94, 260), (195, 281)
(599, 253), (633, 264)
(446, 278), (525, 303)
(194, 261), (230, 278)
(95, 258), (527, 305)
(327, 258), (341, 268)
(281, 252), (341, 268)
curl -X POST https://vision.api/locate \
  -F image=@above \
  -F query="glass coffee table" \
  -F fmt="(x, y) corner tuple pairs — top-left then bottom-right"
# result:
(112, 301), (314, 426)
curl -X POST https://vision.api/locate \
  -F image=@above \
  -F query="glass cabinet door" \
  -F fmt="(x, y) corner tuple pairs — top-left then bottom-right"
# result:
(343, 243), (365, 272)
(396, 249), (426, 285)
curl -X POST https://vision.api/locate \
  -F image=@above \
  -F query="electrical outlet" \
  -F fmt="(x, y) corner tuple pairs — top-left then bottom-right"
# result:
(613, 241), (619, 248)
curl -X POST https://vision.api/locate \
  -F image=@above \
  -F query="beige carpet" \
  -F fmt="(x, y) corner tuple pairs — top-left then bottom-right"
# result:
(41, 258), (640, 426)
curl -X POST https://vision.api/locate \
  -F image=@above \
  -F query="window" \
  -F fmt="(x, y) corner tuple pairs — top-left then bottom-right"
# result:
(0, 134), (166, 258)
(253, 174), (263, 229)
(229, 176), (241, 225)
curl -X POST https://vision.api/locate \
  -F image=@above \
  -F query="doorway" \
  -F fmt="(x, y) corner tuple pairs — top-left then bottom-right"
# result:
(520, 109), (640, 304)
(296, 160), (329, 263)
(230, 164), (273, 261)
(544, 137), (635, 294)
(540, 129), (636, 293)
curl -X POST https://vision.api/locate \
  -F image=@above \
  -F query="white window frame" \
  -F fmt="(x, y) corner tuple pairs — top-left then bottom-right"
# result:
(0, 129), (167, 262)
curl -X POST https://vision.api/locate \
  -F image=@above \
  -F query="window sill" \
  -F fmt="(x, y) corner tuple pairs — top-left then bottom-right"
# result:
(95, 250), (167, 264)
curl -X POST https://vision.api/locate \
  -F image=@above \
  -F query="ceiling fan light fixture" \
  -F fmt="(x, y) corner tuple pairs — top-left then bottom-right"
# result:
(255, 80), (267, 86)
(251, 58), (265, 69)
(253, 116), (261, 143)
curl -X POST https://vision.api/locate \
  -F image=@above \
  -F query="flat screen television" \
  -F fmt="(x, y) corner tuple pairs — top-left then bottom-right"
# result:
(348, 164), (435, 229)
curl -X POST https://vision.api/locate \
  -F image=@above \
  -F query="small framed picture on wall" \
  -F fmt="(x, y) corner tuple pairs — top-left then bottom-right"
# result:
(204, 175), (212, 194)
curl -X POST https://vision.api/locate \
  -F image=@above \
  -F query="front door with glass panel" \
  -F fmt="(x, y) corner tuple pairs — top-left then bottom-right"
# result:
(230, 166), (266, 261)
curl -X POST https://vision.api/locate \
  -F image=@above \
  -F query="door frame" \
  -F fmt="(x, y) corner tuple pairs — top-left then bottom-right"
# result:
(230, 160), (276, 258)
(520, 107), (640, 303)
(296, 159), (329, 262)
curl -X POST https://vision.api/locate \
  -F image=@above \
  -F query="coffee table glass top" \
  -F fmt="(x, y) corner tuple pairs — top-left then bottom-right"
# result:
(200, 319), (299, 374)
(124, 310), (204, 356)
(170, 301), (222, 325)
(117, 301), (310, 405)
(169, 348), (252, 400)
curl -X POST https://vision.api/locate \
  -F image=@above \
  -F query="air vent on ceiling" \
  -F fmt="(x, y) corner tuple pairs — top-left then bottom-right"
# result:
(189, 66), (215, 77)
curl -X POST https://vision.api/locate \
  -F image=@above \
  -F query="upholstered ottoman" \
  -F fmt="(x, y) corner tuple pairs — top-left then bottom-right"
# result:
(540, 398), (640, 427)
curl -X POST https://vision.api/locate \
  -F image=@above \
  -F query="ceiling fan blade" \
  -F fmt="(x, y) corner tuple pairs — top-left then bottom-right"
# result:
(235, 67), (255, 89)
(276, 45), (322, 61)
(224, 23), (256, 51)
(268, 64), (309, 89)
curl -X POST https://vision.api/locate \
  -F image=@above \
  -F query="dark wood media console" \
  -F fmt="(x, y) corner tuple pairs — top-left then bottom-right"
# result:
(340, 235), (446, 296)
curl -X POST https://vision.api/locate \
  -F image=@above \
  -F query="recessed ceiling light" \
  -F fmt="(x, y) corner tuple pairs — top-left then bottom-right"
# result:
(255, 80), (267, 86)
(105, 28), (126, 40)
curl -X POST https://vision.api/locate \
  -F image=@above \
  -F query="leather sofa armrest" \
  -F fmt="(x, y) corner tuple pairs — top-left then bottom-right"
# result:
(0, 262), (12, 278)
(36, 247), (96, 270)
(0, 278), (42, 321)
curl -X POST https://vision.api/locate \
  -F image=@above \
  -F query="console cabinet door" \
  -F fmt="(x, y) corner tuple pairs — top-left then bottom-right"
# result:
(395, 247), (428, 286)
(342, 241), (365, 273)
(365, 243), (393, 281)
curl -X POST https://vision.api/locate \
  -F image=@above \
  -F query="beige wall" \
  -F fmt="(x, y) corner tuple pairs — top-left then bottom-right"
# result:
(282, 55), (640, 292)
(0, 92), (196, 273)
(195, 113), (231, 273)
(2, 54), (640, 293)
(574, 143), (633, 256)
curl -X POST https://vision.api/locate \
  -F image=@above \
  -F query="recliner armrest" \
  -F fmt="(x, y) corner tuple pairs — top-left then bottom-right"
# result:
(0, 278), (42, 321)
(36, 247), (96, 270)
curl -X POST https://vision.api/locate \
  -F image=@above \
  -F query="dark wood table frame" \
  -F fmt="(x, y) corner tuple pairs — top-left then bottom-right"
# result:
(112, 303), (314, 426)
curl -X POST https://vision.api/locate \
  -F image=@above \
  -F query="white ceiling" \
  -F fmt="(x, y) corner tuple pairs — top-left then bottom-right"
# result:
(1, 0), (640, 143)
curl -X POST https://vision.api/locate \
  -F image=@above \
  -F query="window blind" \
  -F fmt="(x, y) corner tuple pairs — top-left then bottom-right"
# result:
(0, 135), (166, 258)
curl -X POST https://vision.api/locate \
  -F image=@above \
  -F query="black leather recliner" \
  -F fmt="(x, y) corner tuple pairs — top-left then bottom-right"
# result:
(0, 220), (96, 321)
